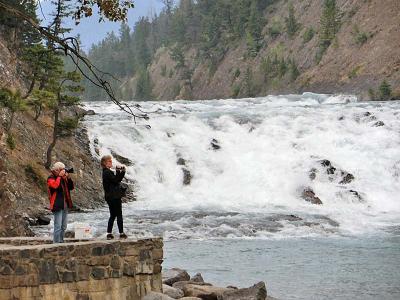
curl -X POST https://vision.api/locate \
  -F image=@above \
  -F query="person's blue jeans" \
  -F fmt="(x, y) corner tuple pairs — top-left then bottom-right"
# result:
(53, 209), (68, 243)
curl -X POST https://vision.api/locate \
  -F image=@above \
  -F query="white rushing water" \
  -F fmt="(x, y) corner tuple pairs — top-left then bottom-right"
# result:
(81, 93), (400, 240)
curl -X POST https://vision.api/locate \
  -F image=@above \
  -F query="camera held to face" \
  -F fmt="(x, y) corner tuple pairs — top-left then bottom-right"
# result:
(116, 165), (125, 171)
(65, 167), (74, 174)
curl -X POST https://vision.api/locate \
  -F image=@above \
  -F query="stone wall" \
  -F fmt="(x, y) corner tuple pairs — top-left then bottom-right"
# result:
(0, 238), (163, 300)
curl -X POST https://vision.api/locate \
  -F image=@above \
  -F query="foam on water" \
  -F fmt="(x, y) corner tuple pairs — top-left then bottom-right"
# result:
(81, 94), (400, 239)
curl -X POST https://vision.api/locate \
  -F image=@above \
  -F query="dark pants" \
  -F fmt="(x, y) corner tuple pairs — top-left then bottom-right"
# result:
(107, 198), (123, 234)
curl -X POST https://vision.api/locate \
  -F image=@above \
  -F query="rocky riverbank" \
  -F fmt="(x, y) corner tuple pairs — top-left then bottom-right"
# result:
(144, 268), (276, 300)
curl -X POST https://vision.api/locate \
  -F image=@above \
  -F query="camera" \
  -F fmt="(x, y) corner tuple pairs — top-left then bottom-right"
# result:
(116, 165), (125, 171)
(65, 167), (74, 174)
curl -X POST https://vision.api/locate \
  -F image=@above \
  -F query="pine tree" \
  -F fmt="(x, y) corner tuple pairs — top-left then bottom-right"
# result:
(246, 0), (263, 56)
(0, 88), (26, 132)
(318, 0), (341, 61)
(135, 67), (153, 100)
(170, 44), (185, 69)
(378, 80), (392, 100)
(285, 3), (300, 38)
(243, 67), (255, 97)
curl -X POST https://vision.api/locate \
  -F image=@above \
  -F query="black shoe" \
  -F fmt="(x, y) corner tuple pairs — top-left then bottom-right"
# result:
(106, 233), (114, 240)
(119, 233), (128, 239)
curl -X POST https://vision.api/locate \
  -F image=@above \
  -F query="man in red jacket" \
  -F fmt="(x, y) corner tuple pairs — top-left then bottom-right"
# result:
(47, 162), (74, 243)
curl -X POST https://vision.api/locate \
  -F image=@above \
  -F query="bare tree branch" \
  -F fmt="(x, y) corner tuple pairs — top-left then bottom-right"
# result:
(0, 0), (149, 121)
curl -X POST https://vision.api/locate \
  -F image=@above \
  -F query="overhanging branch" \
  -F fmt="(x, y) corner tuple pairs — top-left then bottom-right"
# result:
(0, 0), (149, 121)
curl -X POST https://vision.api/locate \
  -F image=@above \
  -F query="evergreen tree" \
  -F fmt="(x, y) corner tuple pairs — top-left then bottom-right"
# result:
(318, 0), (341, 61)
(0, 87), (26, 132)
(246, 0), (263, 56)
(285, 3), (300, 38)
(170, 44), (185, 69)
(243, 67), (255, 97)
(135, 67), (153, 100)
(378, 80), (392, 100)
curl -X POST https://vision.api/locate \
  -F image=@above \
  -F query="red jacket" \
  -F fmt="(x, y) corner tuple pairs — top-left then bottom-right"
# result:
(47, 175), (74, 211)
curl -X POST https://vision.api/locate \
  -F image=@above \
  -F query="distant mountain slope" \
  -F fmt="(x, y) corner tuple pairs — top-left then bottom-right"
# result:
(85, 0), (400, 101)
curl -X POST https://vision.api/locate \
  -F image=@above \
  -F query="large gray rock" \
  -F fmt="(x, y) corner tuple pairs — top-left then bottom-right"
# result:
(143, 292), (175, 300)
(163, 268), (191, 286)
(179, 298), (203, 300)
(172, 281), (212, 291)
(301, 187), (323, 205)
(163, 284), (184, 299)
(180, 284), (234, 299)
(191, 273), (204, 283)
(219, 281), (267, 300)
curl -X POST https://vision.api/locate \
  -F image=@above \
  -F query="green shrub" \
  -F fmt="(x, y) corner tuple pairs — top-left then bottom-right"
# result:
(58, 117), (79, 137)
(231, 85), (241, 98)
(348, 65), (361, 79)
(268, 19), (283, 38)
(233, 68), (241, 79)
(368, 88), (375, 100)
(6, 134), (15, 150)
(355, 32), (368, 45)
(285, 4), (300, 38)
(379, 80), (392, 100)
(352, 25), (369, 45)
(302, 27), (315, 43)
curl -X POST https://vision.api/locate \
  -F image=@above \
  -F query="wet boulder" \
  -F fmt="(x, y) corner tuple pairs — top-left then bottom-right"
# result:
(180, 284), (235, 299)
(85, 109), (96, 116)
(319, 159), (336, 175)
(172, 281), (212, 291)
(182, 168), (192, 185)
(36, 215), (51, 226)
(339, 172), (355, 184)
(163, 268), (191, 286)
(210, 139), (221, 150)
(349, 190), (364, 202)
(177, 158), (186, 166)
(163, 284), (184, 299)
(301, 187), (323, 205)
(111, 150), (134, 166)
(176, 157), (192, 185)
(219, 281), (267, 300)
(191, 273), (204, 283)
(311, 159), (355, 184)
(373, 121), (385, 127)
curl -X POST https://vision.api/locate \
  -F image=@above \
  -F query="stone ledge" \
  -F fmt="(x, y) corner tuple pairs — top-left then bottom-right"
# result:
(0, 238), (163, 300)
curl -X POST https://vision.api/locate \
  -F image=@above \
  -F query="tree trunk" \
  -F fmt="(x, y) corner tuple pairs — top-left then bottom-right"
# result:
(23, 77), (36, 99)
(45, 108), (59, 169)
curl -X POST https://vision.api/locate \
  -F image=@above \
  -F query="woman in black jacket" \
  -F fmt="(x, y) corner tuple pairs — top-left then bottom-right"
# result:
(101, 155), (127, 239)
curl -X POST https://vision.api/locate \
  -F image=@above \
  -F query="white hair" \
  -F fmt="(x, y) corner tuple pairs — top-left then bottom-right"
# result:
(51, 162), (65, 171)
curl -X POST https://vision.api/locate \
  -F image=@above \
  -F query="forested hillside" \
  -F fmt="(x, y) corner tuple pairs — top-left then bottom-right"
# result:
(84, 0), (400, 101)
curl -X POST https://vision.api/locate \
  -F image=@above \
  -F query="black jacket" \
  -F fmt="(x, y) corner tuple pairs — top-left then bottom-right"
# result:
(102, 168), (125, 201)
